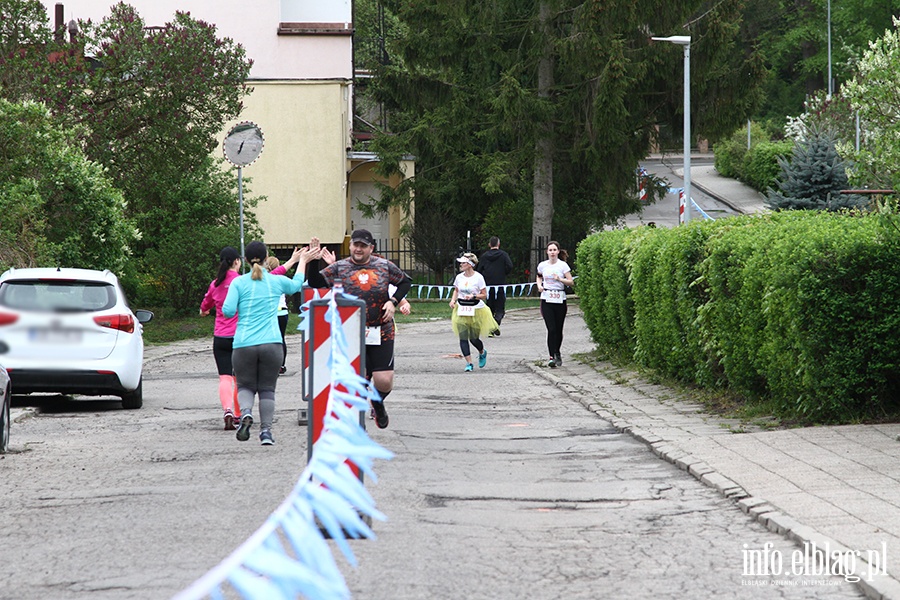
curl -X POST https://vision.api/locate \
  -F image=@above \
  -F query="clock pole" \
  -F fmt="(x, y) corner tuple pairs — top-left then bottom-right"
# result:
(238, 166), (245, 271)
(222, 122), (264, 271)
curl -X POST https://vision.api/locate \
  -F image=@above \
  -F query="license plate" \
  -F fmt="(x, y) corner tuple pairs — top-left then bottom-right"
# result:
(29, 328), (83, 344)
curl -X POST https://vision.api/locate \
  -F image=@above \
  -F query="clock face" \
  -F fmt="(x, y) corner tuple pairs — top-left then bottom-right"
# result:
(223, 122), (264, 166)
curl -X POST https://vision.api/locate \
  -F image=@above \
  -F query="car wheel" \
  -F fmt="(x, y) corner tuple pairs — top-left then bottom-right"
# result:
(0, 384), (10, 453)
(121, 377), (143, 409)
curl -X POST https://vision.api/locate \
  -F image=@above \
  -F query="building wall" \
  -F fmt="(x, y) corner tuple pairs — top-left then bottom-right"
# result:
(230, 81), (351, 246)
(51, 0), (352, 79)
(48, 1), (413, 253)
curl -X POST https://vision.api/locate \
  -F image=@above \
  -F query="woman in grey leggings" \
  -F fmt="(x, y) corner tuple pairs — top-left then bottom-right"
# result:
(222, 241), (318, 445)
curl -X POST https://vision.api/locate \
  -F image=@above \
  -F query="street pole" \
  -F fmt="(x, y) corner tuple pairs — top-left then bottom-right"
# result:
(238, 166), (245, 270)
(827, 0), (833, 99)
(652, 35), (692, 223)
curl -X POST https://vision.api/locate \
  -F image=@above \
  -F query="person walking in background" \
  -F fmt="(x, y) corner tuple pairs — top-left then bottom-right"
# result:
(199, 246), (243, 430)
(223, 242), (318, 445)
(265, 256), (290, 374)
(477, 236), (512, 337)
(536, 241), (574, 369)
(320, 229), (412, 429)
(450, 252), (498, 372)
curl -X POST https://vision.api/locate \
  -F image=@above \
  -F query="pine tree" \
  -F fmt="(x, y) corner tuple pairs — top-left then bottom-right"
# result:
(370, 0), (767, 252)
(766, 125), (868, 211)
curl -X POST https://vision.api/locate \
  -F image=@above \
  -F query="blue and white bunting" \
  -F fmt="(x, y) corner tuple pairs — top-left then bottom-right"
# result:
(173, 291), (393, 600)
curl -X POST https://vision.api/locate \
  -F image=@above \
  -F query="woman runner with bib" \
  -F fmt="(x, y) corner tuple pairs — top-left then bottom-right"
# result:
(449, 253), (498, 372)
(536, 241), (574, 368)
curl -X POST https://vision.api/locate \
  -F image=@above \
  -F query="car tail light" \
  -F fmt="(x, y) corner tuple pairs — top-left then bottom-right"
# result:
(0, 312), (19, 326)
(94, 314), (135, 334)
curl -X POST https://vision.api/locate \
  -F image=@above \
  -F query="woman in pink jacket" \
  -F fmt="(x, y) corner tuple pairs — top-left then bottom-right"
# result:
(200, 247), (244, 429)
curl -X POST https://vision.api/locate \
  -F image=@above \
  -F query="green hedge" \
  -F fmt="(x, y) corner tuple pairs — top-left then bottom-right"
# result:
(742, 140), (793, 192)
(578, 212), (900, 422)
(576, 229), (635, 358)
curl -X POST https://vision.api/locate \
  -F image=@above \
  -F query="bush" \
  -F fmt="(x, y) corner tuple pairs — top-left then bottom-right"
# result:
(575, 229), (634, 358)
(577, 211), (900, 422)
(713, 122), (770, 180)
(742, 140), (793, 192)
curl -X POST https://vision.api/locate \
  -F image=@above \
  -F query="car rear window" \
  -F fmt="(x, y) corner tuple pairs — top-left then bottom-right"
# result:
(0, 280), (116, 313)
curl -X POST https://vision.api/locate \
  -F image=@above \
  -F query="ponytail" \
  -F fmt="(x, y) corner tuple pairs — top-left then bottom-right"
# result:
(250, 260), (264, 280)
(214, 259), (231, 287)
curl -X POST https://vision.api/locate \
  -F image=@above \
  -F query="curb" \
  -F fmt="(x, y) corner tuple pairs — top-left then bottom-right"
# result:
(690, 179), (750, 215)
(526, 359), (897, 600)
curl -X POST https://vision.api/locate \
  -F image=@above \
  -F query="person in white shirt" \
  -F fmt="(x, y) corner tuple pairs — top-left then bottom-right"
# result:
(449, 252), (498, 372)
(536, 240), (574, 368)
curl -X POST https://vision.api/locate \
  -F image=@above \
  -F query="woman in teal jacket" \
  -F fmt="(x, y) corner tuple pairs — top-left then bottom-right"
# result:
(223, 241), (318, 445)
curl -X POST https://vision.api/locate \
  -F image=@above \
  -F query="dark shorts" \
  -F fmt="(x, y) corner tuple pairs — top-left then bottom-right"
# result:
(365, 337), (395, 377)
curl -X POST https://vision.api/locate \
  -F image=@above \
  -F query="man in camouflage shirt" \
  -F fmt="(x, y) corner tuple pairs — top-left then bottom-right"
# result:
(320, 229), (412, 429)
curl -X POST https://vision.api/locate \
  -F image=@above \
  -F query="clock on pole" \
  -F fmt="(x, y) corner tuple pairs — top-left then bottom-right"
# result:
(223, 122), (264, 263)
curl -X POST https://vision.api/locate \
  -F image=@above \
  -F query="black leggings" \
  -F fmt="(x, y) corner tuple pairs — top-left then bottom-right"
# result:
(540, 300), (567, 357)
(459, 337), (484, 358)
(213, 336), (234, 375)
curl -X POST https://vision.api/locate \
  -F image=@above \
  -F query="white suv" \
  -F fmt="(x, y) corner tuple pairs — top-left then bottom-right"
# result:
(0, 268), (153, 409)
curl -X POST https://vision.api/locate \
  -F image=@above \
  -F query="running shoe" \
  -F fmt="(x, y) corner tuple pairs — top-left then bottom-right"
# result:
(259, 429), (275, 446)
(554, 353), (563, 367)
(371, 401), (389, 429)
(224, 411), (236, 431)
(236, 415), (253, 441)
(478, 350), (488, 368)
(548, 357), (557, 368)
(464, 363), (474, 372)
(279, 365), (287, 375)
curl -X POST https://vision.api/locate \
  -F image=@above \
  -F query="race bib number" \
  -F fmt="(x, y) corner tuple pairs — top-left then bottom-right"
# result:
(541, 290), (565, 304)
(457, 304), (476, 317)
(365, 326), (382, 345)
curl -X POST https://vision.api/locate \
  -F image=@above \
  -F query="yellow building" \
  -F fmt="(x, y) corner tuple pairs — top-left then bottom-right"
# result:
(49, 0), (410, 254)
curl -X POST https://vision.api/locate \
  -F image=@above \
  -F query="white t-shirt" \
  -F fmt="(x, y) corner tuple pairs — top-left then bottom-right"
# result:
(537, 260), (571, 291)
(453, 272), (487, 309)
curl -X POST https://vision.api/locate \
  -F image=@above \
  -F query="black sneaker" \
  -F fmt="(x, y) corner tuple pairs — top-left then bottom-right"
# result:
(279, 365), (287, 375)
(236, 415), (253, 441)
(554, 353), (562, 367)
(548, 357), (557, 368)
(372, 401), (389, 429)
(259, 429), (274, 445)
(493, 328), (500, 337)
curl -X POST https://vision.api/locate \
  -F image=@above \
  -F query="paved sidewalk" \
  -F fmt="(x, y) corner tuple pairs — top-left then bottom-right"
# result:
(691, 164), (769, 215)
(531, 357), (900, 600)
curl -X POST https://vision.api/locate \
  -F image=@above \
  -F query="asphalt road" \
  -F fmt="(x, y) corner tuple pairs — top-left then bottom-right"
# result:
(0, 307), (863, 599)
(624, 156), (740, 228)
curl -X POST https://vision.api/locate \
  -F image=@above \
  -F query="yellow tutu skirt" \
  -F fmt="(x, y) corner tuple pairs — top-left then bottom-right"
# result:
(451, 305), (499, 340)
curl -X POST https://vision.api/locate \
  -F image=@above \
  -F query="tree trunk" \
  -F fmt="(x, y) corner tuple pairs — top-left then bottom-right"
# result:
(531, 0), (554, 278)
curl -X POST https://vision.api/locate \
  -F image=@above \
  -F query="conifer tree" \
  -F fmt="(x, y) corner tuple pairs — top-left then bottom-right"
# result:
(370, 0), (766, 254)
(766, 125), (868, 211)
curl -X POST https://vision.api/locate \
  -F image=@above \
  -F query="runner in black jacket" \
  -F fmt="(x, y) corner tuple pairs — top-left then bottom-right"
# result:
(477, 236), (513, 336)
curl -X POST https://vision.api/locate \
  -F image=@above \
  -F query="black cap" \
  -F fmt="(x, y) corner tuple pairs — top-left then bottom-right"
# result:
(244, 241), (268, 264)
(350, 229), (375, 246)
(220, 246), (240, 263)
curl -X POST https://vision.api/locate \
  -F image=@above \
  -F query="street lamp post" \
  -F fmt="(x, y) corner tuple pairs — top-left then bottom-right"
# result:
(652, 35), (692, 223)
(827, 0), (833, 98)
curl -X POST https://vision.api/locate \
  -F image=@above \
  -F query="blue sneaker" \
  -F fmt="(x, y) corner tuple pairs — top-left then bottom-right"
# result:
(259, 429), (274, 446)
(236, 415), (253, 441)
(464, 363), (474, 372)
(478, 350), (488, 368)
